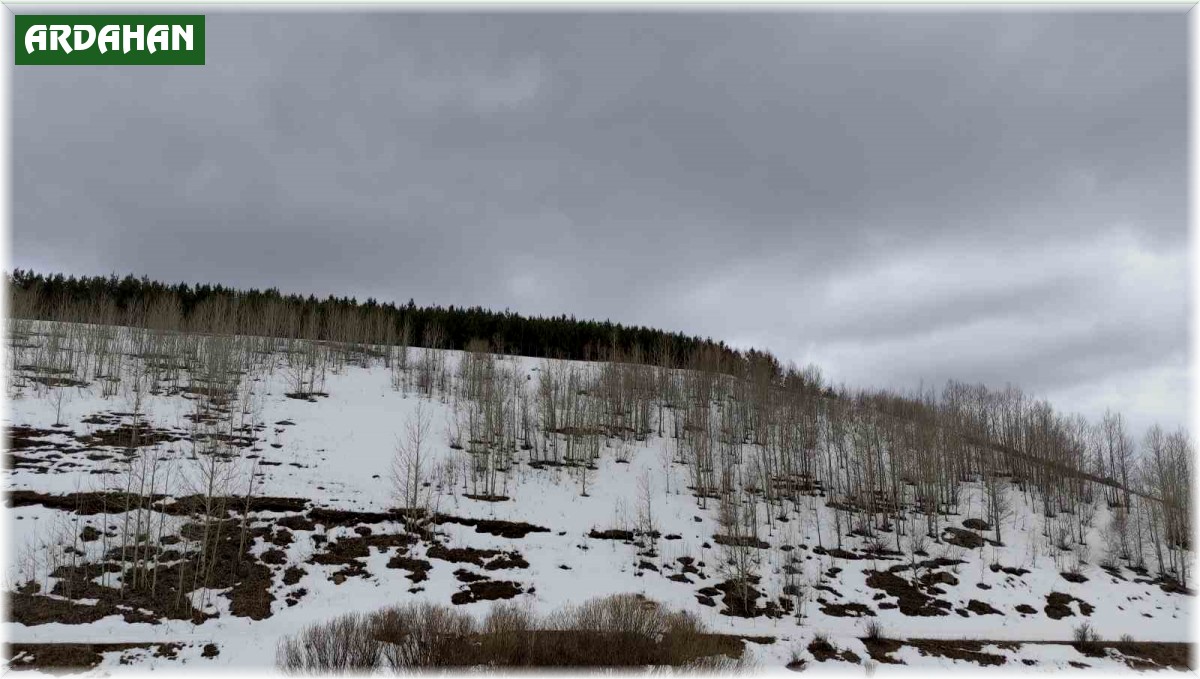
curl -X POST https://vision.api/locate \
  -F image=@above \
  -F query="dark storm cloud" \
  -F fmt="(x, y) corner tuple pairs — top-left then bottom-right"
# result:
(12, 8), (1187, 435)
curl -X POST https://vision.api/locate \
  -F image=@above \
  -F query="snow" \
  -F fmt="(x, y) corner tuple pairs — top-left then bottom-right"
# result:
(2, 326), (1192, 674)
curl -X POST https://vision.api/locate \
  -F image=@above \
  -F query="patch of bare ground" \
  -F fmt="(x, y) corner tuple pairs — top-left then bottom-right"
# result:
(712, 534), (770, 549)
(25, 518), (279, 625)
(282, 565), (306, 585)
(711, 578), (788, 619)
(905, 639), (1191, 671)
(284, 391), (328, 402)
(426, 544), (527, 570)
(7, 592), (160, 626)
(308, 531), (417, 582)
(862, 638), (904, 664)
(7, 425), (71, 451)
(965, 599), (1002, 616)
(989, 563), (1030, 576)
(906, 639), (1007, 666)
(807, 636), (861, 664)
(887, 556), (966, 573)
(1044, 591), (1094, 620)
(6, 490), (306, 516)
(1102, 642), (1192, 670)
(450, 579), (524, 604)
(78, 424), (184, 448)
(3, 642), (190, 673)
(942, 527), (1000, 549)
(864, 570), (952, 617)
(588, 528), (634, 541)
(437, 514), (550, 538)
(386, 555), (432, 583)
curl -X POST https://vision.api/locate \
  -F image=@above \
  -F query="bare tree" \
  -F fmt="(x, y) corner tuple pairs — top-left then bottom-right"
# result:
(392, 403), (436, 526)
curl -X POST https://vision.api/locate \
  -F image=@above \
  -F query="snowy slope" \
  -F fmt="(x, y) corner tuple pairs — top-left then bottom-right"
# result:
(2, 324), (1192, 673)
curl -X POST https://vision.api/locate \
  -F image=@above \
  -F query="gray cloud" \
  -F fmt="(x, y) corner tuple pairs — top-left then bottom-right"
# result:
(12, 8), (1188, 436)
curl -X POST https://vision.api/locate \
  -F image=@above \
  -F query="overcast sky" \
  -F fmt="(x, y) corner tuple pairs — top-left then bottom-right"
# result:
(12, 8), (1188, 437)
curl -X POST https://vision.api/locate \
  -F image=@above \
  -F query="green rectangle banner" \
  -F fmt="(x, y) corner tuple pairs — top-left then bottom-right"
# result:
(16, 15), (205, 65)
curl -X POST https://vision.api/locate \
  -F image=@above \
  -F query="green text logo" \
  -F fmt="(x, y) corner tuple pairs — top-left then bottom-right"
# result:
(16, 15), (204, 65)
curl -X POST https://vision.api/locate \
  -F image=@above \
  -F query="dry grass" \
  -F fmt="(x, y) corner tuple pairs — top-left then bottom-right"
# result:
(276, 594), (752, 672)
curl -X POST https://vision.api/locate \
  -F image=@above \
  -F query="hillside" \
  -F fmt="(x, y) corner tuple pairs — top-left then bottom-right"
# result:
(1, 318), (1193, 673)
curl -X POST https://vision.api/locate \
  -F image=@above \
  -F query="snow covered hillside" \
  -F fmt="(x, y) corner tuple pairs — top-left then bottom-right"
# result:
(2, 321), (1192, 673)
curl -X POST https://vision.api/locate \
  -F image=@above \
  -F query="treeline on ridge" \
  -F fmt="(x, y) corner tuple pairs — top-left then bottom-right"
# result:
(7, 269), (778, 376)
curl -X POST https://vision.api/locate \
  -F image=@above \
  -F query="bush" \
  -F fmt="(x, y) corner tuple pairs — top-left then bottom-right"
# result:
(276, 594), (748, 671)
(276, 612), (380, 674)
(1073, 622), (1100, 648)
(862, 619), (886, 641)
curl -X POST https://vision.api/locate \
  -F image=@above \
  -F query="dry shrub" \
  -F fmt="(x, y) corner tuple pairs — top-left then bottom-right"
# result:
(1073, 621), (1100, 649)
(276, 594), (748, 672)
(373, 601), (472, 669)
(276, 611), (380, 674)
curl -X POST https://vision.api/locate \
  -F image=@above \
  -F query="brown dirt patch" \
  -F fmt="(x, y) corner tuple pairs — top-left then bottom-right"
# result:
(3, 642), (187, 672)
(451, 579), (523, 605)
(713, 534), (770, 549)
(966, 599), (1002, 616)
(387, 555), (432, 583)
(438, 514), (550, 539)
(862, 638), (904, 664)
(1045, 591), (1093, 620)
(907, 639), (1006, 666)
(864, 570), (951, 617)
(808, 637), (861, 664)
(588, 528), (634, 541)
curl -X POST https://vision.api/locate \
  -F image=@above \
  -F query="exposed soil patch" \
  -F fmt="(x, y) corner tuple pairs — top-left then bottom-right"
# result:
(962, 518), (991, 531)
(907, 639), (1006, 667)
(989, 564), (1030, 576)
(712, 578), (786, 619)
(386, 555), (432, 583)
(942, 527), (998, 549)
(7, 425), (70, 451)
(966, 599), (1002, 616)
(1061, 571), (1089, 584)
(282, 566), (306, 586)
(79, 424), (183, 449)
(450, 579), (523, 605)
(454, 569), (488, 583)
(864, 570), (951, 617)
(3, 642), (189, 672)
(7, 593), (159, 626)
(862, 638), (904, 664)
(424, 544), (495, 568)
(438, 514), (549, 539)
(41, 517), (277, 624)
(308, 531), (417, 582)
(807, 637), (861, 664)
(712, 534), (770, 549)
(811, 545), (898, 562)
(6, 490), (307, 517)
(284, 392), (328, 402)
(1044, 591), (1094, 620)
(588, 528), (634, 541)
(819, 601), (875, 618)
(887, 557), (965, 573)
(1103, 641), (1192, 671)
